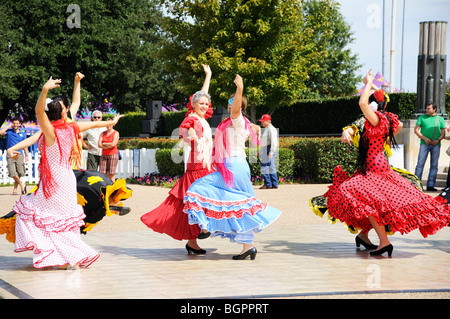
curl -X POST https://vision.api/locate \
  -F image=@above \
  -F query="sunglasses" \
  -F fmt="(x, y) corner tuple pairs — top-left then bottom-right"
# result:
(228, 98), (234, 105)
(93, 116), (102, 119)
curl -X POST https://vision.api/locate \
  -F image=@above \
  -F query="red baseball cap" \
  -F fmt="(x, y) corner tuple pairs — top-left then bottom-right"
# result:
(258, 114), (271, 122)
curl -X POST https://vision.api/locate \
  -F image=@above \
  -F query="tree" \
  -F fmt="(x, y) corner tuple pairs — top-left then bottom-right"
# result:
(0, 0), (174, 122)
(160, 0), (359, 118)
(162, 0), (328, 115)
(302, 0), (360, 98)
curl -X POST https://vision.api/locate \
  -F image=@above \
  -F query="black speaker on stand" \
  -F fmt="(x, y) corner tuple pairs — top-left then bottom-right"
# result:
(142, 100), (164, 135)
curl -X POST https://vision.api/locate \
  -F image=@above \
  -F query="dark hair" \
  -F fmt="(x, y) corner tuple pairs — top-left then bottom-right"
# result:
(358, 112), (398, 175)
(51, 95), (71, 119)
(368, 93), (387, 111)
(427, 103), (437, 110)
(45, 100), (64, 121)
(11, 117), (22, 124)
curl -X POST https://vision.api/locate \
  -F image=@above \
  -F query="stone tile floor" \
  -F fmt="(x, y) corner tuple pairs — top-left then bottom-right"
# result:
(0, 224), (448, 299)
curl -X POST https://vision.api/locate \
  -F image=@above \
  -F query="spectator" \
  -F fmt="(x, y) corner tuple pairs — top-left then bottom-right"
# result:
(98, 118), (120, 182)
(0, 118), (29, 195)
(414, 103), (445, 191)
(258, 114), (279, 189)
(82, 110), (106, 171)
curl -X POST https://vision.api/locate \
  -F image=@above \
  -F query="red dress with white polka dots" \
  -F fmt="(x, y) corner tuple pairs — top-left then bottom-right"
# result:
(325, 111), (450, 237)
(13, 127), (99, 268)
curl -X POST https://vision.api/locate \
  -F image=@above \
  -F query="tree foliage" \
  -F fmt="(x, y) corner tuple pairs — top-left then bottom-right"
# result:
(0, 0), (176, 123)
(161, 0), (360, 114)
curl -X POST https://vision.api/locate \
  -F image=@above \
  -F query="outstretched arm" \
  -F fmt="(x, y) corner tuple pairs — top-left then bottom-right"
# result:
(77, 115), (124, 133)
(7, 130), (42, 159)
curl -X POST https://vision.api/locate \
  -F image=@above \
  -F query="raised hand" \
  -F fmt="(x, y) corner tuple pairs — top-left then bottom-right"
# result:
(234, 74), (243, 90)
(75, 72), (85, 82)
(43, 76), (61, 91)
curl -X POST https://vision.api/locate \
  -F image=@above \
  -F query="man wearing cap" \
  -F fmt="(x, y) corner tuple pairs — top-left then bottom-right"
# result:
(258, 114), (279, 189)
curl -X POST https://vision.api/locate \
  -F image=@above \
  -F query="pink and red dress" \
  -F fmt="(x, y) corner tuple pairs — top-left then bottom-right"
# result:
(140, 114), (214, 240)
(325, 111), (450, 237)
(13, 123), (99, 268)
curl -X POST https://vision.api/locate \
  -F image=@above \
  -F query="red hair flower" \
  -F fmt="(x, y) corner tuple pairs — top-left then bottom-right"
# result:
(374, 89), (385, 102)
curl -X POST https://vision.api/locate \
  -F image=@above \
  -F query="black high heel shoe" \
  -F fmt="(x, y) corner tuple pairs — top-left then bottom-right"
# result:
(185, 244), (206, 255)
(232, 247), (257, 260)
(197, 231), (211, 240)
(355, 236), (378, 250)
(370, 244), (393, 257)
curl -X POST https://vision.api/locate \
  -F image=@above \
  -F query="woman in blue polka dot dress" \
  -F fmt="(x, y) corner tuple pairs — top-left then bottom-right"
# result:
(183, 75), (281, 260)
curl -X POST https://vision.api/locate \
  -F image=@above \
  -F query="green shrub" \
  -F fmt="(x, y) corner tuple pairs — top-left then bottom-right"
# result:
(289, 137), (358, 183)
(154, 148), (185, 176)
(246, 148), (295, 179)
(118, 137), (180, 150)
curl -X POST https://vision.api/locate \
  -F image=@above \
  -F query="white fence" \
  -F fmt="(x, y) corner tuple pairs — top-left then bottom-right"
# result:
(0, 149), (160, 185)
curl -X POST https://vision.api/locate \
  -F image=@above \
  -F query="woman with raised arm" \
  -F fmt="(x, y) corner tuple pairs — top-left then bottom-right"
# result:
(141, 65), (215, 254)
(183, 75), (281, 260)
(324, 69), (450, 257)
(11, 77), (123, 269)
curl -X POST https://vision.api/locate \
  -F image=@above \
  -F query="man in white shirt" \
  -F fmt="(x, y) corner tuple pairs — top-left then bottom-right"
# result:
(82, 110), (106, 171)
(258, 114), (279, 189)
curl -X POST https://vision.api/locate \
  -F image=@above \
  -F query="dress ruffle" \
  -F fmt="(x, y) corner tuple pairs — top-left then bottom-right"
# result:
(183, 157), (281, 243)
(325, 166), (450, 238)
(141, 166), (213, 240)
(13, 195), (85, 233)
(0, 213), (16, 243)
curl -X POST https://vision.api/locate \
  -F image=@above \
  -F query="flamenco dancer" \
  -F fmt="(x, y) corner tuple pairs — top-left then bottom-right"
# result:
(141, 65), (215, 254)
(310, 85), (423, 250)
(183, 75), (281, 260)
(11, 77), (123, 269)
(324, 70), (450, 257)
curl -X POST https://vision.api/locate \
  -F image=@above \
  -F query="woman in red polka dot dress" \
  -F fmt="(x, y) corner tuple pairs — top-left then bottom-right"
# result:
(12, 77), (123, 269)
(325, 70), (450, 257)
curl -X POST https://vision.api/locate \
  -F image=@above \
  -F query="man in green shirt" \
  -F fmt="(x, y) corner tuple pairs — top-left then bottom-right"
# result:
(414, 103), (446, 191)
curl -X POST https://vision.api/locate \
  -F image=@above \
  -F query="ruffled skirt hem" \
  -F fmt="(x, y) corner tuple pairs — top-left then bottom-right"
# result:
(183, 193), (281, 243)
(325, 166), (450, 238)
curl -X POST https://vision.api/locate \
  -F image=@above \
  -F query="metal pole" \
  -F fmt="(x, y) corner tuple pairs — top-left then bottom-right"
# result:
(400, 0), (405, 91)
(390, 0), (396, 93)
(382, 0), (385, 77)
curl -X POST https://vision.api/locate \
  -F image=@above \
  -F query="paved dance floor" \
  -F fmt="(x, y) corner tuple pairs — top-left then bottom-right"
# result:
(0, 184), (449, 299)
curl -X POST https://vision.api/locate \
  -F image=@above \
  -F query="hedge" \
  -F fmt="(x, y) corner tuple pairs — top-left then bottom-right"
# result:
(111, 92), (449, 137)
(142, 137), (359, 183)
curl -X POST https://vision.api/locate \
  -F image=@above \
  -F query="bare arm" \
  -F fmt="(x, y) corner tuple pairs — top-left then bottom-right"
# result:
(414, 124), (431, 144)
(69, 72), (84, 119)
(200, 64), (212, 93)
(394, 121), (403, 136)
(77, 115), (124, 133)
(359, 69), (379, 127)
(7, 130), (42, 159)
(99, 131), (119, 149)
(36, 77), (61, 146)
(0, 123), (11, 135)
(230, 75), (243, 120)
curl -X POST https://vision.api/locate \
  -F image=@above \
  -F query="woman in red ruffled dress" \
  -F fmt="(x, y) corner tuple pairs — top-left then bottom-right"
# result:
(141, 65), (215, 254)
(13, 77), (123, 269)
(325, 69), (450, 257)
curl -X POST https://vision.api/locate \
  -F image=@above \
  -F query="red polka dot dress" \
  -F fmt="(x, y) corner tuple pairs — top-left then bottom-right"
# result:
(325, 111), (450, 238)
(13, 127), (100, 268)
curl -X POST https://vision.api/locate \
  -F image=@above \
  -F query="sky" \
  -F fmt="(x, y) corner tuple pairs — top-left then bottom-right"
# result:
(337, 0), (449, 93)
